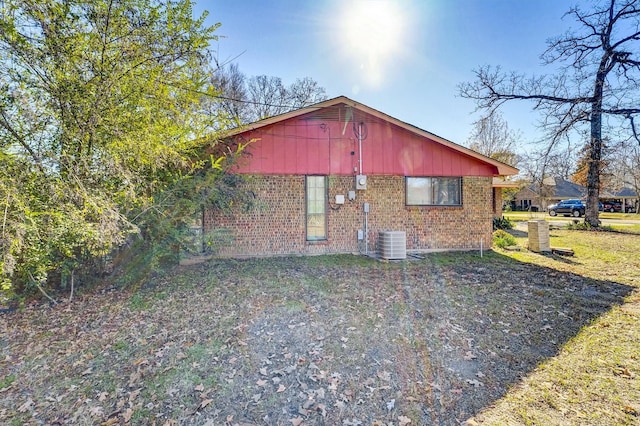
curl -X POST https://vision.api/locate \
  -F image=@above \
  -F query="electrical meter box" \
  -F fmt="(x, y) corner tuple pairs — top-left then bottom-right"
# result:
(356, 174), (367, 190)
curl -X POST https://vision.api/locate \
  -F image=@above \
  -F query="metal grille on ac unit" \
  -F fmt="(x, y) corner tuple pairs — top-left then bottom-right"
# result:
(378, 231), (407, 260)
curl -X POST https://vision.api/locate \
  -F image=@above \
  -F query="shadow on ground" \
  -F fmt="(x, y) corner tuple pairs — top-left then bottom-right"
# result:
(0, 253), (634, 425)
(394, 252), (633, 424)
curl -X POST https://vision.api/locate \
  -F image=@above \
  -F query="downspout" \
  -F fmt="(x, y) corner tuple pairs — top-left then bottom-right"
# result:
(365, 204), (369, 256)
(359, 122), (368, 255)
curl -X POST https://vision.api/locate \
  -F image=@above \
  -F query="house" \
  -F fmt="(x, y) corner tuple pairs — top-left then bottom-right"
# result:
(612, 187), (639, 213)
(514, 177), (588, 211)
(205, 96), (518, 257)
(513, 176), (638, 212)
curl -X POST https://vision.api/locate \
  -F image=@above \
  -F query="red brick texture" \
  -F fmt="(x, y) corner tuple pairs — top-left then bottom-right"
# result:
(205, 175), (494, 257)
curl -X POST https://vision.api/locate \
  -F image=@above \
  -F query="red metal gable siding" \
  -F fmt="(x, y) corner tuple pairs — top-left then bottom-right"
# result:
(231, 107), (498, 177)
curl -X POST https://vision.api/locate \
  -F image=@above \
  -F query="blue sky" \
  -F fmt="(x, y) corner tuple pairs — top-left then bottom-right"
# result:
(197, 0), (573, 148)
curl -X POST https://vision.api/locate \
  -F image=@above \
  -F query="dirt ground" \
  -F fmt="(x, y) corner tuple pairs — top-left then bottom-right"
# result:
(0, 248), (634, 425)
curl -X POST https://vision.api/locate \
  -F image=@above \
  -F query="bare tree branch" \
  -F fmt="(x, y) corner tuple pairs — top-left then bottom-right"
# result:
(627, 114), (640, 145)
(459, 0), (640, 226)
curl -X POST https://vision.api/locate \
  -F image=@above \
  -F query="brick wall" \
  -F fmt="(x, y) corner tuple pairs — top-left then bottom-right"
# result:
(493, 187), (502, 217)
(205, 175), (494, 257)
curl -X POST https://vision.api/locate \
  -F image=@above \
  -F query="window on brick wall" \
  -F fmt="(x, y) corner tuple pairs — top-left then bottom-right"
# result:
(306, 176), (327, 240)
(406, 177), (462, 206)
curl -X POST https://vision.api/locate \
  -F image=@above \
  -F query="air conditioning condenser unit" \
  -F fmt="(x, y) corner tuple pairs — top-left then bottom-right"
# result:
(378, 231), (406, 260)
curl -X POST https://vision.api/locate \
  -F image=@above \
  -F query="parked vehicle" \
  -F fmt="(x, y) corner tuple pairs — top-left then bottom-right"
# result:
(548, 199), (585, 217)
(603, 201), (622, 212)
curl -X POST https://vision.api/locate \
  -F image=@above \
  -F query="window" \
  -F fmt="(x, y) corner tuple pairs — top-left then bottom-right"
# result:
(306, 176), (327, 240)
(406, 177), (462, 206)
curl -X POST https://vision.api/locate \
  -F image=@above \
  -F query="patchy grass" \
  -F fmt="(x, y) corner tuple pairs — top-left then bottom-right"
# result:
(0, 374), (16, 390)
(0, 232), (638, 425)
(475, 229), (640, 425)
(504, 211), (640, 235)
(608, 224), (640, 234)
(599, 212), (639, 220)
(502, 211), (547, 222)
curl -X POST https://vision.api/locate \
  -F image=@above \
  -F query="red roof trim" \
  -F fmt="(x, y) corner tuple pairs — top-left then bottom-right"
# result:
(225, 96), (519, 177)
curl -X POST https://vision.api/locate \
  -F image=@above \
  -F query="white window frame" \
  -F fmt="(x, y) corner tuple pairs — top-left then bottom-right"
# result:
(306, 176), (327, 240)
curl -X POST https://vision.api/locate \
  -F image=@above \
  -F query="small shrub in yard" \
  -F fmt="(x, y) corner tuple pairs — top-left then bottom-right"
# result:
(565, 220), (593, 230)
(493, 229), (516, 248)
(566, 221), (614, 232)
(493, 216), (514, 230)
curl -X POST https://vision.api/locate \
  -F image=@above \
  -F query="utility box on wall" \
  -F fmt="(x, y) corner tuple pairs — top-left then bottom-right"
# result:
(356, 174), (367, 190)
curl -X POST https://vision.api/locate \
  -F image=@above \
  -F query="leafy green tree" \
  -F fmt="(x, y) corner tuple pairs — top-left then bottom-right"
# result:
(0, 0), (233, 298)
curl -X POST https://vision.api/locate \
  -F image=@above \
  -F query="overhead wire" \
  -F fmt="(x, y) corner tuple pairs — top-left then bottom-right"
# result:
(158, 78), (313, 111)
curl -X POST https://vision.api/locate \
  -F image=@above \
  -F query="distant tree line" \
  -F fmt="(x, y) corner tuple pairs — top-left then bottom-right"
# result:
(211, 62), (327, 127)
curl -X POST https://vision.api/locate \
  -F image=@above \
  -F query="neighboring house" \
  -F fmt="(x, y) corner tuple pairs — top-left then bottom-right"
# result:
(514, 177), (591, 211)
(205, 96), (518, 257)
(513, 185), (542, 211)
(612, 187), (639, 213)
(513, 176), (636, 212)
